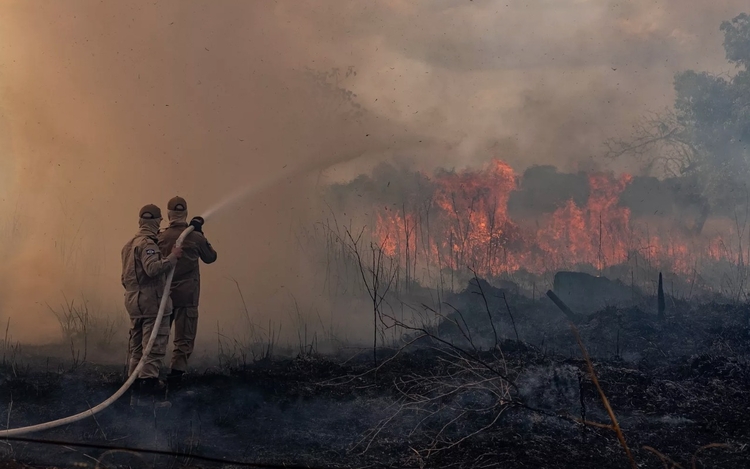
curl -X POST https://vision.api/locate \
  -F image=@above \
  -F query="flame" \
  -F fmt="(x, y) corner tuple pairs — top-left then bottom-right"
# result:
(372, 158), (729, 280)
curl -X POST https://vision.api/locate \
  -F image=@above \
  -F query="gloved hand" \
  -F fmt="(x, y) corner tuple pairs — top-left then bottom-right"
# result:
(189, 216), (205, 233)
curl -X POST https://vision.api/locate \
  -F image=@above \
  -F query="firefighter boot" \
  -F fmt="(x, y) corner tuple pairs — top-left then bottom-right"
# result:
(166, 369), (184, 394)
(135, 378), (171, 409)
(147, 377), (172, 409)
(129, 378), (152, 408)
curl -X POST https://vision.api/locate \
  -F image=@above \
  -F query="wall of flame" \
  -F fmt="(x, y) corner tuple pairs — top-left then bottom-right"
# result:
(373, 159), (733, 286)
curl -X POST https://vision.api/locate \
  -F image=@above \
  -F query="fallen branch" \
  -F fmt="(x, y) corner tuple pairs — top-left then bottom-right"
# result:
(546, 290), (637, 469)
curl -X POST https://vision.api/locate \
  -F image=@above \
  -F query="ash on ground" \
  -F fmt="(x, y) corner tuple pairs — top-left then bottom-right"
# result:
(0, 274), (748, 468)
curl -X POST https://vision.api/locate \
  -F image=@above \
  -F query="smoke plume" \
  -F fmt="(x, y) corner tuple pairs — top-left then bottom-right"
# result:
(0, 1), (747, 344)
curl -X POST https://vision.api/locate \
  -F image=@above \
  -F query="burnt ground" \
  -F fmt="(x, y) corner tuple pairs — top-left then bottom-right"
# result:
(0, 289), (748, 468)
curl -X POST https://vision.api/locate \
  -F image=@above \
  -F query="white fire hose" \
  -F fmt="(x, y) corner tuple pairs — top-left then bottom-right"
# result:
(0, 225), (195, 436)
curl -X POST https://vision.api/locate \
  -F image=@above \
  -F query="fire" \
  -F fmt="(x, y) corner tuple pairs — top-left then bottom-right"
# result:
(536, 173), (632, 271)
(431, 160), (520, 273)
(373, 159), (729, 281)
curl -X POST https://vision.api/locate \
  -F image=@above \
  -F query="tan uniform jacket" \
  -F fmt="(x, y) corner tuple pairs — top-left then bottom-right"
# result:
(157, 222), (217, 308)
(121, 229), (178, 318)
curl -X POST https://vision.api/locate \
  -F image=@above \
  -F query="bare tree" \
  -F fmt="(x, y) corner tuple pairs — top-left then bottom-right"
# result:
(604, 109), (705, 179)
(345, 227), (398, 366)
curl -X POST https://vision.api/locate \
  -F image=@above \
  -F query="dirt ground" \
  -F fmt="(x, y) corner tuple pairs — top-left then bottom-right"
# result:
(0, 286), (748, 468)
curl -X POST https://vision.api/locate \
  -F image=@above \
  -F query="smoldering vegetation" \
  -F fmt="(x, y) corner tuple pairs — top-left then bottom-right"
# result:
(0, 275), (748, 468)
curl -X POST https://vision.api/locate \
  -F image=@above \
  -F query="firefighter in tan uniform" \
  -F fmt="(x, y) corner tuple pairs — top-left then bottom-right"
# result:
(157, 196), (217, 389)
(121, 204), (183, 404)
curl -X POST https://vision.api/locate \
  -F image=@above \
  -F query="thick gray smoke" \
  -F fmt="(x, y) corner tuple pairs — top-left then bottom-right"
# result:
(0, 1), (747, 345)
(318, 0), (748, 179)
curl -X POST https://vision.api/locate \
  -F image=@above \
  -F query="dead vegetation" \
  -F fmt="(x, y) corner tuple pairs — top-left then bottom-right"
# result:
(46, 294), (124, 367)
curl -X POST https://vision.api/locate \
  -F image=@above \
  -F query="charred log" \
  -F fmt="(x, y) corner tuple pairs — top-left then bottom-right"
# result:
(546, 289), (583, 324)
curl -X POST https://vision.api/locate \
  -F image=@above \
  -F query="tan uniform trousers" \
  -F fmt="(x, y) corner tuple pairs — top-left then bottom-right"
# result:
(169, 307), (199, 372)
(128, 314), (171, 379)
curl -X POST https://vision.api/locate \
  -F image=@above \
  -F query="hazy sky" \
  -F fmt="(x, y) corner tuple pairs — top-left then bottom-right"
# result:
(0, 0), (746, 343)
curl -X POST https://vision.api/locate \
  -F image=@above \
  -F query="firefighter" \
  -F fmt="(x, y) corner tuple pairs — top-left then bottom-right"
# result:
(121, 204), (183, 405)
(157, 196), (217, 390)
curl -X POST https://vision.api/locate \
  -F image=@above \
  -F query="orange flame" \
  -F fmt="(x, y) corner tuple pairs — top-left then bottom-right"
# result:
(373, 159), (728, 280)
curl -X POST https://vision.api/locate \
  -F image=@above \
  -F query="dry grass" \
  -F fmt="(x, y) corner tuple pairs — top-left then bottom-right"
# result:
(46, 294), (122, 355)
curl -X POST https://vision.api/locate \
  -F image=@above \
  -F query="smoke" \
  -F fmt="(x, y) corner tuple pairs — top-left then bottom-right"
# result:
(0, 1), (419, 344)
(0, 1), (747, 345)
(318, 0), (748, 176)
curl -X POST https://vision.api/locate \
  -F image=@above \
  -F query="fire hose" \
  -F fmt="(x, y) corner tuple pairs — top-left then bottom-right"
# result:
(0, 225), (195, 437)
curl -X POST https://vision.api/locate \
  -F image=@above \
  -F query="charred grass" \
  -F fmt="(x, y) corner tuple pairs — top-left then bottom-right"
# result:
(0, 299), (747, 468)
